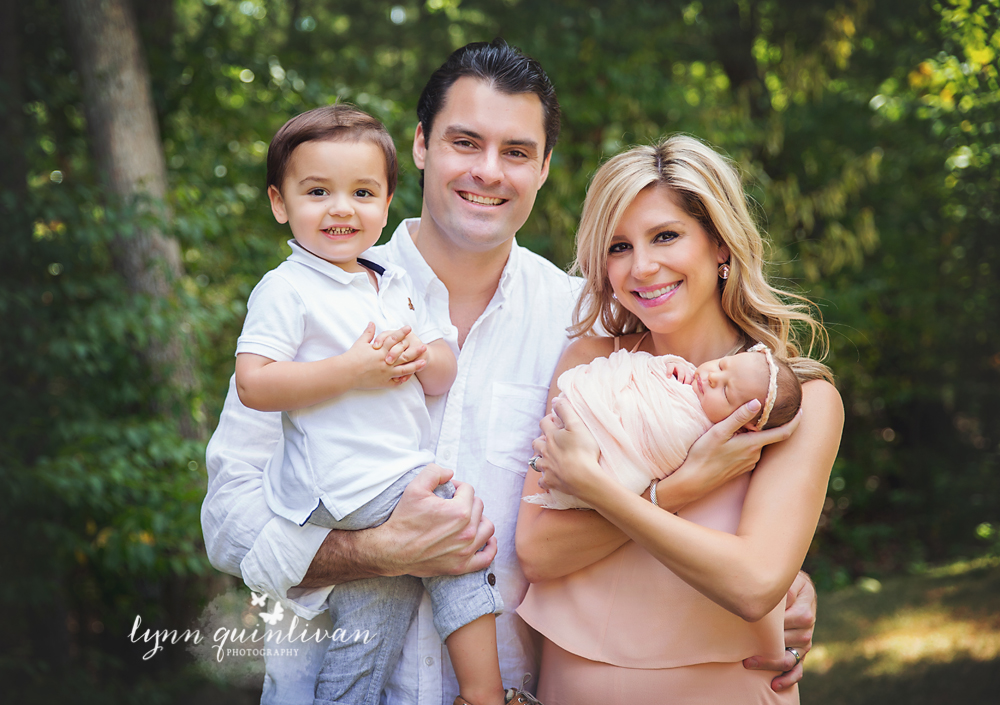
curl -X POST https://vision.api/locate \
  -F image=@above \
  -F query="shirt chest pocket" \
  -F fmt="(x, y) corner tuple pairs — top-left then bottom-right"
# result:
(486, 382), (549, 476)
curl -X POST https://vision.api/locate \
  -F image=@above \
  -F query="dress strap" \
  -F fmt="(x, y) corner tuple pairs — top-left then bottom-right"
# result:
(629, 331), (650, 353)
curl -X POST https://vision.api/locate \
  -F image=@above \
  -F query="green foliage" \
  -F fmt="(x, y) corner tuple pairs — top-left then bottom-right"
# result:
(3, 0), (999, 695)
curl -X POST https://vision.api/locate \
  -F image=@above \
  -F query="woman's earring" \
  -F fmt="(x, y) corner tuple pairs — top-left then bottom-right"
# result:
(718, 263), (730, 280)
(612, 292), (619, 301)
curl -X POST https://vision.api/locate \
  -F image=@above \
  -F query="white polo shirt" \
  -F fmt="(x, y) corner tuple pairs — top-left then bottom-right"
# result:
(236, 239), (441, 524)
(203, 219), (582, 704)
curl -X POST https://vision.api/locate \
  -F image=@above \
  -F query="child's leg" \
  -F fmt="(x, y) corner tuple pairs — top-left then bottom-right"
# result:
(422, 479), (506, 705)
(314, 574), (423, 705)
(446, 614), (505, 705)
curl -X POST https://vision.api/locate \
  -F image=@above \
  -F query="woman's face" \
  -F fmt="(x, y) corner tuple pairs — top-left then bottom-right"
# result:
(605, 185), (729, 338)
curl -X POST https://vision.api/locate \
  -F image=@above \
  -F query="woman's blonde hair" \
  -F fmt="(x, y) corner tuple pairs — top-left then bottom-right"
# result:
(571, 134), (832, 383)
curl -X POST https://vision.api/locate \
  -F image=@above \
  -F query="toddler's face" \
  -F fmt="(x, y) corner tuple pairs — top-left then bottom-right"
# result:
(268, 138), (392, 272)
(692, 352), (769, 424)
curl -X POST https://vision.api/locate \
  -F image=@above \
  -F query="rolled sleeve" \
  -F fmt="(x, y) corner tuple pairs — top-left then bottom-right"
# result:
(241, 518), (333, 619)
(202, 375), (332, 618)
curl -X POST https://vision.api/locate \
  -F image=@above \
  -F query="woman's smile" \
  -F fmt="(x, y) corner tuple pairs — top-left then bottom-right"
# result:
(631, 281), (681, 306)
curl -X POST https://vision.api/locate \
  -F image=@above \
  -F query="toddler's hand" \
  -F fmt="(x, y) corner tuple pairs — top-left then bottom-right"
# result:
(346, 323), (426, 389)
(372, 325), (428, 367)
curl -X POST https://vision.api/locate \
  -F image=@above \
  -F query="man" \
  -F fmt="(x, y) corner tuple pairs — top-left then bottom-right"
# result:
(202, 39), (815, 705)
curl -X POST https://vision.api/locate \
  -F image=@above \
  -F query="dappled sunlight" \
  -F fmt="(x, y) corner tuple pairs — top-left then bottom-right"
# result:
(807, 562), (1000, 681)
(857, 613), (1000, 675)
(808, 611), (1000, 675)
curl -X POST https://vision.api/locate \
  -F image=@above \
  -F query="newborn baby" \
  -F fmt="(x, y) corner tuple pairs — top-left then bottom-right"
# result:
(524, 343), (802, 510)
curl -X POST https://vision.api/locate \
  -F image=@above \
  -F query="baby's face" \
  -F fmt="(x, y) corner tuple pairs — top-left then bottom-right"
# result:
(692, 352), (770, 424)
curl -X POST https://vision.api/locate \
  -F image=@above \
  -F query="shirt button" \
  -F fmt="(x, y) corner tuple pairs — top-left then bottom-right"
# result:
(442, 450), (451, 460)
(487, 573), (496, 586)
(424, 656), (434, 666)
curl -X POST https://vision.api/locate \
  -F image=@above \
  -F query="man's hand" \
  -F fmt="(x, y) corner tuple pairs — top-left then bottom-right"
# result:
(297, 464), (497, 588)
(743, 570), (817, 691)
(377, 464), (497, 577)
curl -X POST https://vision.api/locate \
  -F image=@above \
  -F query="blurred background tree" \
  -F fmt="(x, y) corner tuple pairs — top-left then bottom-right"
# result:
(1, 0), (997, 699)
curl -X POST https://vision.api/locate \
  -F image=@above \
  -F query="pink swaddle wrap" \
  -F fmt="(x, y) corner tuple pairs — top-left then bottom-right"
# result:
(524, 349), (711, 510)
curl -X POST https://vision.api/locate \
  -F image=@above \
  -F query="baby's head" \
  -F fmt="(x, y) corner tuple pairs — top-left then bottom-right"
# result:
(692, 345), (802, 430)
(265, 104), (398, 268)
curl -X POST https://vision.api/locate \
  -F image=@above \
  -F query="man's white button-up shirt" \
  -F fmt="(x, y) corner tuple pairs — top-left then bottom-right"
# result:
(202, 218), (582, 704)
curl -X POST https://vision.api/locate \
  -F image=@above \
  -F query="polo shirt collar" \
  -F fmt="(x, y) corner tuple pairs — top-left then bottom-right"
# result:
(286, 239), (392, 284)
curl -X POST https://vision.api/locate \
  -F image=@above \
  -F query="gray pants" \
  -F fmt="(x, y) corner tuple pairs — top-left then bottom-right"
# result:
(307, 468), (503, 705)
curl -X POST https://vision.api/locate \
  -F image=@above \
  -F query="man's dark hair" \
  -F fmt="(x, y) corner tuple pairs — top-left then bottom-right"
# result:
(416, 38), (561, 158)
(266, 104), (398, 196)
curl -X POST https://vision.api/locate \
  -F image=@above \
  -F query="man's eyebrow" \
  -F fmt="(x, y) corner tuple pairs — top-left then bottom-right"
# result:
(504, 137), (540, 152)
(441, 125), (540, 152)
(441, 125), (483, 141)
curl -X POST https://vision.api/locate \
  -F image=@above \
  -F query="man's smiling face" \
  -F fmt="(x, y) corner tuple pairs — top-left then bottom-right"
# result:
(412, 76), (551, 254)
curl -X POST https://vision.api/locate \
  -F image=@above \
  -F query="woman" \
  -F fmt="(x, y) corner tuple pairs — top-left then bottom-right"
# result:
(515, 135), (843, 703)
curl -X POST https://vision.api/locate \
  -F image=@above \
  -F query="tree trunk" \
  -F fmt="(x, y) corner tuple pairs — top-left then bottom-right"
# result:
(62, 0), (202, 438)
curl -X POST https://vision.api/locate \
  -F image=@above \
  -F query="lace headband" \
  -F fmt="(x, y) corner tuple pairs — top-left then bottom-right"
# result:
(747, 342), (778, 430)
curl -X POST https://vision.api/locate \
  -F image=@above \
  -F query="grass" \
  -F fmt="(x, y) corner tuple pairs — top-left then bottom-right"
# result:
(801, 556), (1000, 704)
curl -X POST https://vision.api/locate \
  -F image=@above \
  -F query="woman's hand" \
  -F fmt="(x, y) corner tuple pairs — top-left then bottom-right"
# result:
(532, 397), (605, 501)
(657, 399), (802, 513)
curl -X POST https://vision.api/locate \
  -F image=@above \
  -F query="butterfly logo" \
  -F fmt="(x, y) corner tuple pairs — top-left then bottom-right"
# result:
(259, 601), (285, 625)
(250, 592), (267, 608)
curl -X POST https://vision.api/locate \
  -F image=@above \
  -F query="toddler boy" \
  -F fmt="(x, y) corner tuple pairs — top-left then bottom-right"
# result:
(235, 104), (527, 705)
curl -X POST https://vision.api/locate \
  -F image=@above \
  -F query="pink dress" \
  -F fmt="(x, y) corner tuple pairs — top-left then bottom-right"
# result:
(517, 340), (798, 704)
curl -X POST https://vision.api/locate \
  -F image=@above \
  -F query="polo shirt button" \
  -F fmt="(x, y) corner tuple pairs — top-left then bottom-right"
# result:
(424, 656), (434, 666)
(487, 573), (496, 586)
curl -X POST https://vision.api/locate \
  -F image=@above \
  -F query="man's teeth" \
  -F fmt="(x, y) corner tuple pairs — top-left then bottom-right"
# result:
(636, 283), (679, 299)
(460, 192), (505, 206)
(325, 227), (356, 234)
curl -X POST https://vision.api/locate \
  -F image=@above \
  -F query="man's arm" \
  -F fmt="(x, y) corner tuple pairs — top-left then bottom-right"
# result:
(297, 464), (497, 586)
(202, 376), (496, 609)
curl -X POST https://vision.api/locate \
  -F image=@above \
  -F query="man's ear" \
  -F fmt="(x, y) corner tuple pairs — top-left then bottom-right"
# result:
(538, 150), (552, 189)
(268, 185), (289, 224)
(412, 122), (427, 170)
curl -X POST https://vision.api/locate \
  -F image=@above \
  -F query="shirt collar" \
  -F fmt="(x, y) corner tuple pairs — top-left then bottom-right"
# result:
(384, 219), (438, 295)
(497, 237), (521, 302)
(384, 218), (522, 303)
(286, 239), (395, 283)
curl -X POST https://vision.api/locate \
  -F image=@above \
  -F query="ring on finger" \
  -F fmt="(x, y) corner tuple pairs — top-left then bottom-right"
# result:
(786, 647), (802, 667)
(528, 455), (541, 472)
